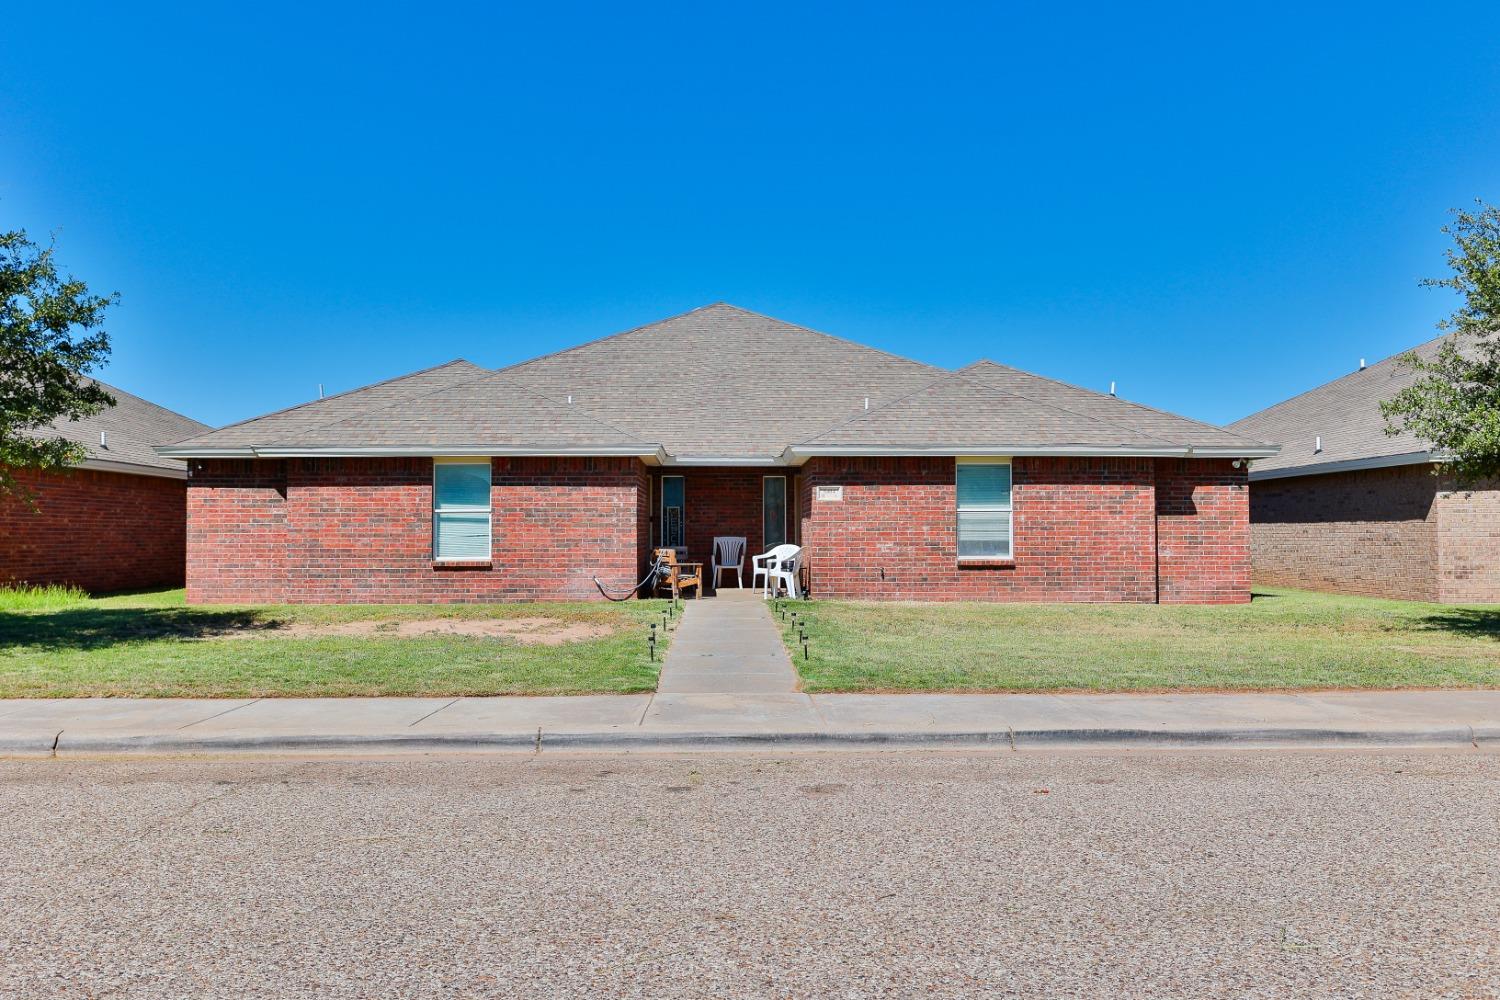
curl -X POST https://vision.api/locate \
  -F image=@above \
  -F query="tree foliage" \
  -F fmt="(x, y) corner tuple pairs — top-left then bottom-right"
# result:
(0, 229), (117, 495)
(1381, 201), (1500, 485)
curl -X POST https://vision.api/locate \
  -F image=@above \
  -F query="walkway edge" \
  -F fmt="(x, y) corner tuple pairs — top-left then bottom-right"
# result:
(1, 725), (1492, 756)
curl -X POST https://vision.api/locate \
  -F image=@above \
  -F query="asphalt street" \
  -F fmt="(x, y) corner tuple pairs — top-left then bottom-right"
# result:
(2, 749), (1497, 998)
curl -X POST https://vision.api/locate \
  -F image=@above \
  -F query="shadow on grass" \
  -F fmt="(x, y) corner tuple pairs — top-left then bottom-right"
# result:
(0, 607), (282, 651)
(1416, 608), (1500, 640)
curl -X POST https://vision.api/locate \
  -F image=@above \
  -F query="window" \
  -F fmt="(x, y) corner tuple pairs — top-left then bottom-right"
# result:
(956, 459), (1012, 560)
(433, 459), (491, 561)
(660, 475), (685, 549)
(763, 476), (787, 548)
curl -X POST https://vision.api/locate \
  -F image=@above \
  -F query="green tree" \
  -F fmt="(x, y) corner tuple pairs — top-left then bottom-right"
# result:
(1, 229), (117, 496)
(1381, 200), (1500, 485)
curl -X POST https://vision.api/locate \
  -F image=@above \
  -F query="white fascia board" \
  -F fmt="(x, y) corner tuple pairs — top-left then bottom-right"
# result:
(76, 457), (189, 480)
(1248, 450), (1434, 481)
(661, 454), (788, 467)
(154, 446), (257, 458)
(782, 443), (1280, 464)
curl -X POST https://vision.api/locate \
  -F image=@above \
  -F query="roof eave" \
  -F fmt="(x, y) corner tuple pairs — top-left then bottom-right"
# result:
(157, 444), (668, 462)
(75, 457), (189, 480)
(782, 443), (1280, 463)
(1248, 450), (1435, 481)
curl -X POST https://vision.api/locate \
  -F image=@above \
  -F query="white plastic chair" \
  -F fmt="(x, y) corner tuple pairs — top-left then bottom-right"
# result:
(711, 536), (746, 590)
(753, 543), (802, 599)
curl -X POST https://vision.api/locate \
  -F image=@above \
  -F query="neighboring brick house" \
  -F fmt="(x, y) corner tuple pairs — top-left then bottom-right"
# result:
(1, 382), (209, 593)
(1228, 336), (1500, 603)
(160, 304), (1276, 605)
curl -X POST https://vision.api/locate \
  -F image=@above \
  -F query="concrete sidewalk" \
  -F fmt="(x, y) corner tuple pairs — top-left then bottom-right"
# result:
(2, 689), (1499, 755)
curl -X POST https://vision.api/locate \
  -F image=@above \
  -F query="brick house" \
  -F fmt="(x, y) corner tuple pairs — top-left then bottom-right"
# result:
(160, 304), (1276, 605)
(1229, 336), (1500, 603)
(1, 382), (209, 593)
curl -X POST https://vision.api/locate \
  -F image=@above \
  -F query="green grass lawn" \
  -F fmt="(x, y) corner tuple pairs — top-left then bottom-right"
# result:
(778, 587), (1500, 693)
(0, 587), (672, 698)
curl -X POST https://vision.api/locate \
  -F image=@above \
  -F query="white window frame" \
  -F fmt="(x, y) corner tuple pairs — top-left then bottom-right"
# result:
(432, 457), (492, 563)
(955, 457), (1013, 562)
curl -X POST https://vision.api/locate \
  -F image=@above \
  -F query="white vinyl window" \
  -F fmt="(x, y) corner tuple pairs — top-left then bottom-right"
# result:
(956, 458), (1012, 560)
(433, 458), (492, 561)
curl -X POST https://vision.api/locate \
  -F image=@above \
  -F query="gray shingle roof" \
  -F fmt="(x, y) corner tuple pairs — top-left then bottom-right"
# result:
(269, 370), (656, 453)
(794, 370), (1183, 451)
(1227, 336), (1449, 476)
(34, 379), (209, 475)
(159, 303), (1277, 463)
(165, 360), (489, 451)
(963, 361), (1270, 451)
(500, 304), (942, 458)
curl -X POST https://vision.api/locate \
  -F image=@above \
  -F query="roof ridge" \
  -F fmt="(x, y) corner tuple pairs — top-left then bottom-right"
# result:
(1227, 333), (1453, 428)
(711, 303), (944, 372)
(275, 366), (656, 448)
(170, 359), (483, 446)
(494, 303), (731, 375)
(966, 360), (1270, 449)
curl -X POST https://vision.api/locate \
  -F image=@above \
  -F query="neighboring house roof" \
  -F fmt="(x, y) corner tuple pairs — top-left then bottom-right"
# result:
(30, 379), (210, 479)
(159, 303), (1278, 465)
(1227, 336), (1449, 481)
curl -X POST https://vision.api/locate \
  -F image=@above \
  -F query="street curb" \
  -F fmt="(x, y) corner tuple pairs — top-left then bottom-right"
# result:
(0, 724), (1491, 756)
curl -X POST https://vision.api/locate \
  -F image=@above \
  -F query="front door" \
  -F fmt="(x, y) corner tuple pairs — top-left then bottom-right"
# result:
(763, 475), (787, 549)
(660, 475), (685, 550)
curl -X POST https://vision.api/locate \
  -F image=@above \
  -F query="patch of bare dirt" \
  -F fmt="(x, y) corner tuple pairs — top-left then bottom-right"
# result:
(214, 617), (616, 645)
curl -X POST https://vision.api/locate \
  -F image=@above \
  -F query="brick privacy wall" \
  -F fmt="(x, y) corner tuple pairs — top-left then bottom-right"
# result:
(1247, 465), (1441, 602)
(0, 465), (187, 593)
(187, 460), (289, 603)
(650, 468), (798, 585)
(187, 457), (645, 603)
(800, 456), (1162, 602)
(1435, 482), (1500, 603)
(1155, 459), (1251, 604)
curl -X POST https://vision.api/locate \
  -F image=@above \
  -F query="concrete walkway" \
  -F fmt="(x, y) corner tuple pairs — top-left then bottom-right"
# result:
(646, 588), (822, 731)
(3, 689), (1500, 754)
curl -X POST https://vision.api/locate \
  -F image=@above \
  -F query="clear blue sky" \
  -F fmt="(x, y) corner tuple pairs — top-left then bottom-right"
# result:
(3, 2), (1497, 429)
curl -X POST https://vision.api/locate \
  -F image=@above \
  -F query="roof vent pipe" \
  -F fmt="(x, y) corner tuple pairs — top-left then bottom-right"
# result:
(1359, 358), (1367, 371)
(864, 397), (869, 410)
(567, 394), (573, 404)
(1315, 435), (1323, 454)
(318, 384), (324, 399)
(100, 430), (107, 449)
(1109, 381), (1117, 397)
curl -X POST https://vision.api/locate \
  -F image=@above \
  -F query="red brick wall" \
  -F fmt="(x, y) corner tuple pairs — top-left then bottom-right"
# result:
(1247, 465), (1441, 601)
(1435, 481), (1500, 603)
(187, 459), (289, 603)
(1155, 459), (1251, 604)
(0, 465), (187, 593)
(185, 454), (1250, 605)
(187, 457), (646, 604)
(797, 456), (1247, 603)
(799, 456), (1157, 601)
